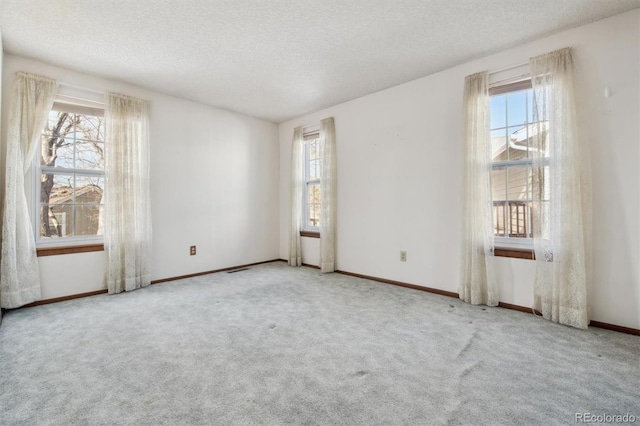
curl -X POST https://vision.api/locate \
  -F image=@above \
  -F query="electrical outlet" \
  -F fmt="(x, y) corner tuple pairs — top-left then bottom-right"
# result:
(400, 251), (407, 262)
(190, 245), (196, 256)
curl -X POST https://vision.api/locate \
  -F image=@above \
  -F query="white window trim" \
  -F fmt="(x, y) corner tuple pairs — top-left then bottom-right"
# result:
(31, 94), (106, 248)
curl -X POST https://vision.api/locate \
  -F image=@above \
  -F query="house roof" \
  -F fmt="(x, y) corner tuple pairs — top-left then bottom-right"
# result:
(49, 185), (103, 205)
(492, 122), (549, 159)
(509, 122), (549, 144)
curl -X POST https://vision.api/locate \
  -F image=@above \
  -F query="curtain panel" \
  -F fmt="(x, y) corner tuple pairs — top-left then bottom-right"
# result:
(104, 93), (152, 294)
(319, 117), (336, 273)
(288, 127), (303, 266)
(1, 72), (58, 308)
(530, 47), (591, 329)
(459, 71), (498, 307)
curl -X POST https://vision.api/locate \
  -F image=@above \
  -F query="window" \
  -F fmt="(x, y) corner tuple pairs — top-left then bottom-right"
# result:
(36, 102), (105, 247)
(489, 79), (548, 249)
(303, 130), (321, 232)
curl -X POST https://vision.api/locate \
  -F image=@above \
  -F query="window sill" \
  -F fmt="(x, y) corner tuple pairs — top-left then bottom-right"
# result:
(37, 243), (104, 257)
(494, 247), (535, 260)
(300, 231), (320, 238)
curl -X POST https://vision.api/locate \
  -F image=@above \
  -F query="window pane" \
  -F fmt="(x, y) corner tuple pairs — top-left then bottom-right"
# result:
(491, 169), (506, 201)
(75, 176), (105, 204)
(508, 202), (528, 237)
(309, 183), (321, 204)
(491, 169), (506, 237)
(307, 183), (321, 227)
(309, 159), (319, 180)
(507, 91), (526, 126)
(42, 175), (105, 204)
(506, 166), (531, 238)
(75, 205), (103, 236)
(506, 125), (526, 161)
(42, 174), (74, 204)
(493, 202), (506, 237)
(309, 139), (320, 161)
(308, 204), (320, 227)
(75, 140), (104, 170)
(41, 137), (74, 168)
(40, 204), (73, 238)
(46, 111), (75, 137)
(490, 128), (507, 161)
(530, 166), (550, 240)
(76, 115), (104, 141)
(490, 95), (506, 129)
(506, 167), (529, 201)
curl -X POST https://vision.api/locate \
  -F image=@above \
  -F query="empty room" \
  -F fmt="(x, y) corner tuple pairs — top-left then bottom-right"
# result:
(0, 1), (639, 425)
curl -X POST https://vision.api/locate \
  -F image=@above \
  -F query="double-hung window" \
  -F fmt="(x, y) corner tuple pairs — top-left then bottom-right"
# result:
(489, 79), (548, 249)
(302, 130), (321, 233)
(36, 101), (105, 248)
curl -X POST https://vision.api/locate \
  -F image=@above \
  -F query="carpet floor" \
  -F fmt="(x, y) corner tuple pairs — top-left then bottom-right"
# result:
(0, 261), (638, 425)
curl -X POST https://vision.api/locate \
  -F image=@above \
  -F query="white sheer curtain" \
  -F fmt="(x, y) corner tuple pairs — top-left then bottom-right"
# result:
(459, 71), (498, 306)
(1, 73), (57, 308)
(288, 127), (303, 266)
(530, 48), (590, 328)
(319, 117), (336, 273)
(104, 93), (151, 294)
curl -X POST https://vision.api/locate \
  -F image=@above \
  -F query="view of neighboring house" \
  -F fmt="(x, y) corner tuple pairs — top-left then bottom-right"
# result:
(43, 184), (103, 238)
(490, 122), (549, 238)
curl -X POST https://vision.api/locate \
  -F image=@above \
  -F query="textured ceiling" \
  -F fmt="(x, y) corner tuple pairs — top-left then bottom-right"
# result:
(1, 0), (639, 123)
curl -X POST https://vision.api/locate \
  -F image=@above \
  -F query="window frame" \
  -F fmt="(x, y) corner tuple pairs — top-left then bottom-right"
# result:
(301, 127), (321, 234)
(32, 98), (106, 250)
(489, 78), (547, 253)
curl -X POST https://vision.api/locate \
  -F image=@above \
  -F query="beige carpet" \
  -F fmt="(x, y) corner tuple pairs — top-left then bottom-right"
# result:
(1, 261), (638, 425)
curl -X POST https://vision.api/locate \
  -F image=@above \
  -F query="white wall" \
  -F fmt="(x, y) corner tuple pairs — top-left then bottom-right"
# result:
(1, 55), (280, 300)
(279, 10), (640, 329)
